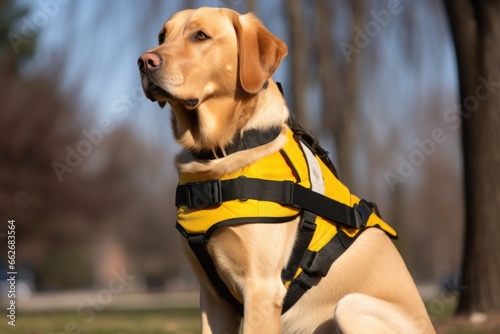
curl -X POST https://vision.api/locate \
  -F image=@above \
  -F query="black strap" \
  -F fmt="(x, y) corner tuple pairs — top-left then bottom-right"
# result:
(192, 127), (281, 160)
(281, 229), (356, 313)
(281, 211), (317, 282)
(186, 234), (244, 315)
(287, 116), (339, 178)
(176, 178), (375, 229)
(185, 222), (359, 315)
(276, 82), (285, 96)
(282, 271), (321, 314)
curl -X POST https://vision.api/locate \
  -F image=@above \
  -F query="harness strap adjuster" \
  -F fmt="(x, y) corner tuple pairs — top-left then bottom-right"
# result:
(302, 249), (335, 277)
(299, 211), (317, 232)
(353, 199), (376, 229)
(281, 180), (295, 206)
(184, 179), (222, 209)
(295, 271), (320, 290)
(236, 176), (249, 201)
(301, 229), (353, 277)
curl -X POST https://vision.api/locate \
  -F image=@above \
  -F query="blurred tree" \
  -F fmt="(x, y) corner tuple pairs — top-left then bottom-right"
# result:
(0, 0), (88, 289)
(0, 56), (93, 288)
(0, 0), (36, 69)
(286, 0), (309, 128)
(444, 0), (500, 315)
(0, 0), (178, 289)
(0, 0), (82, 238)
(312, 0), (362, 189)
(246, 0), (256, 12)
(329, 0), (362, 190)
(0, 53), (178, 289)
(287, 0), (363, 189)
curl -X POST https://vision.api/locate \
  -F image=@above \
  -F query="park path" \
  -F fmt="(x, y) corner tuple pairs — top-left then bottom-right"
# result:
(14, 291), (199, 312)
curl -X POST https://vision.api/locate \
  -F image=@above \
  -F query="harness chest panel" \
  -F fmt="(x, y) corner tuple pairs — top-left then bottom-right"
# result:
(175, 127), (397, 314)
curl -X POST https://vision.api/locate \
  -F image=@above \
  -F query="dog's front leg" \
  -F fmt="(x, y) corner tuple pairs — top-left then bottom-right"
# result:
(181, 238), (241, 334)
(241, 278), (286, 333)
(200, 283), (241, 334)
(207, 222), (298, 334)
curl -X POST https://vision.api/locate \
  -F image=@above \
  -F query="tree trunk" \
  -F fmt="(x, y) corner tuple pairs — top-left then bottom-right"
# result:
(444, 0), (500, 314)
(313, 0), (338, 138)
(246, 0), (256, 13)
(286, 0), (310, 128)
(316, 0), (362, 189)
(340, 0), (363, 190)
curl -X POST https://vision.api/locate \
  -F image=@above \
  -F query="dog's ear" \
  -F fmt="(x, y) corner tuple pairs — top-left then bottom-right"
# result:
(233, 13), (288, 94)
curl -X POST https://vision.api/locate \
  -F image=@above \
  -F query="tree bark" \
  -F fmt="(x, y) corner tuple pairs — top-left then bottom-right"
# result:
(286, 0), (310, 128)
(246, 0), (256, 13)
(444, 0), (500, 314)
(316, 0), (362, 189)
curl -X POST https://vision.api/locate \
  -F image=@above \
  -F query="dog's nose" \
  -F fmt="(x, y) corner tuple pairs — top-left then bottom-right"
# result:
(138, 52), (162, 74)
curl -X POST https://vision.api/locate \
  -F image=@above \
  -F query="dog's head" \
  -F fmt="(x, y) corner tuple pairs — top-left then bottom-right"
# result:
(138, 7), (287, 152)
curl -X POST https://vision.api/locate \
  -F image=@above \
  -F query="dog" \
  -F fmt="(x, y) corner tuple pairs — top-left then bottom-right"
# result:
(138, 7), (435, 334)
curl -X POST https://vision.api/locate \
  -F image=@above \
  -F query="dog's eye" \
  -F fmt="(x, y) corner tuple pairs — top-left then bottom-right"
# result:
(158, 30), (166, 45)
(193, 31), (209, 41)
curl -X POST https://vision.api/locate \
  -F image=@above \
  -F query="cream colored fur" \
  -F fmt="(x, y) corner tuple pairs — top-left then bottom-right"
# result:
(139, 7), (435, 333)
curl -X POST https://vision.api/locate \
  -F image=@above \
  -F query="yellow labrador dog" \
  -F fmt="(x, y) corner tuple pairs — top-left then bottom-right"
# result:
(138, 7), (435, 334)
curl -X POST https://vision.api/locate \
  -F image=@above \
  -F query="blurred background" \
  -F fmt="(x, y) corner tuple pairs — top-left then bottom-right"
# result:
(1, 0), (464, 331)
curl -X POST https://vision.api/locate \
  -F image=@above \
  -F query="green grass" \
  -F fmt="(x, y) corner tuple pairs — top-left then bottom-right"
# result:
(426, 295), (458, 321)
(2, 305), (496, 334)
(426, 298), (500, 334)
(0, 309), (201, 334)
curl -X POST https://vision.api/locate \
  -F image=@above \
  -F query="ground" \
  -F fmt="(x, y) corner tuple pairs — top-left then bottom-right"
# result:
(1, 292), (499, 334)
(0, 309), (200, 334)
(434, 313), (500, 334)
(1, 309), (500, 333)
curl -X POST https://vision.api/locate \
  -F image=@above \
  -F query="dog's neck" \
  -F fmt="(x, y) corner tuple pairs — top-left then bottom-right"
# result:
(172, 79), (289, 156)
(192, 126), (282, 160)
(174, 80), (290, 177)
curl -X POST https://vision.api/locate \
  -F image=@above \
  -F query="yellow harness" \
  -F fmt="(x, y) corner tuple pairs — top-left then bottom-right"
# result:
(175, 126), (397, 314)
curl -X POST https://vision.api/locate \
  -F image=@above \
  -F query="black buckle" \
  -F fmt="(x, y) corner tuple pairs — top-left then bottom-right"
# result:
(186, 179), (222, 209)
(299, 211), (317, 232)
(302, 248), (339, 277)
(296, 271), (320, 290)
(353, 199), (375, 228)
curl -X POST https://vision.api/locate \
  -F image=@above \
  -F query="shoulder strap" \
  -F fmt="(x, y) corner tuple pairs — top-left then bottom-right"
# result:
(287, 116), (339, 178)
(281, 211), (316, 282)
(282, 136), (323, 281)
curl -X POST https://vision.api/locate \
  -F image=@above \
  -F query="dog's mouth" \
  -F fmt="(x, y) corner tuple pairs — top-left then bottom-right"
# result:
(141, 77), (200, 110)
